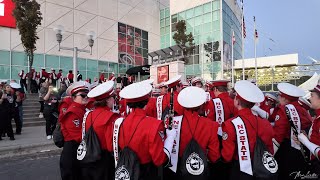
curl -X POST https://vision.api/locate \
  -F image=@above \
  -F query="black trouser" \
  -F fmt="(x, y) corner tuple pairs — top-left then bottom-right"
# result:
(39, 101), (44, 113)
(10, 108), (21, 134)
(20, 79), (27, 91)
(60, 141), (81, 180)
(69, 79), (73, 84)
(0, 109), (14, 138)
(43, 105), (57, 136)
(31, 80), (38, 93)
(51, 79), (57, 86)
(80, 151), (115, 180)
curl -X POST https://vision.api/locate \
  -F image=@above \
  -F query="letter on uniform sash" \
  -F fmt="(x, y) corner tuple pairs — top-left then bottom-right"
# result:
(206, 92), (211, 102)
(285, 104), (301, 150)
(213, 98), (225, 136)
(169, 115), (183, 173)
(113, 118), (124, 167)
(156, 95), (164, 120)
(232, 117), (253, 176)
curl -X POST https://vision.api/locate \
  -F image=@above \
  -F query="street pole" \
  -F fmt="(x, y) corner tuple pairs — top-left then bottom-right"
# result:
(241, 1), (245, 80)
(73, 47), (78, 83)
(59, 46), (90, 83)
(254, 16), (258, 86)
(231, 29), (235, 87)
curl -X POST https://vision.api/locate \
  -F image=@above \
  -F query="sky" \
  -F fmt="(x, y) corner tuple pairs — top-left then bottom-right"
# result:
(243, 0), (320, 64)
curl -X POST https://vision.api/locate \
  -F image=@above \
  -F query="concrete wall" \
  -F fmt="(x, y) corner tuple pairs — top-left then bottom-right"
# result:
(0, 0), (169, 62)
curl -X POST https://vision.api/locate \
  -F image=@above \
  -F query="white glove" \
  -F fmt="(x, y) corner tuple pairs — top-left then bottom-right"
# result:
(163, 128), (177, 160)
(251, 105), (269, 119)
(298, 133), (320, 159)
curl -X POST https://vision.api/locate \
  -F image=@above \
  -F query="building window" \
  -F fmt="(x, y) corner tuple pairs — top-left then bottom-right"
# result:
(118, 22), (148, 66)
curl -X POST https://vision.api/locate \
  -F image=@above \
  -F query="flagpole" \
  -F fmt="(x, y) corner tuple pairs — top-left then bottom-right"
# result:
(254, 16), (258, 86)
(231, 29), (234, 87)
(241, 1), (245, 80)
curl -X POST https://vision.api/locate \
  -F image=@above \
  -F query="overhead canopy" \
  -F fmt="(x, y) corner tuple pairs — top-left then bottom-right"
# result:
(126, 65), (150, 76)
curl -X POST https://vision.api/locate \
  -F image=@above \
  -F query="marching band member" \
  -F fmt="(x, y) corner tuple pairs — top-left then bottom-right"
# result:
(298, 96), (312, 111)
(146, 75), (184, 120)
(271, 83), (312, 179)
(296, 84), (320, 174)
(80, 81), (119, 180)
(222, 80), (275, 180)
(113, 82), (176, 179)
(49, 68), (57, 86)
(191, 77), (203, 88)
(59, 82), (89, 180)
(165, 86), (220, 179)
(18, 70), (27, 91)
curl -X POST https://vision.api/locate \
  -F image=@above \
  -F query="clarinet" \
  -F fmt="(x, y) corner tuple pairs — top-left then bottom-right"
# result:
(165, 88), (174, 130)
(285, 107), (311, 165)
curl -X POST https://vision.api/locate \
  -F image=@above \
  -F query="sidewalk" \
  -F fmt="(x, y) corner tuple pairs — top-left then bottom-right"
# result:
(0, 126), (61, 159)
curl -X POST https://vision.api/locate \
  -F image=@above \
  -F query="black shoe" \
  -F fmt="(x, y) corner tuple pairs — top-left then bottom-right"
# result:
(16, 132), (21, 135)
(10, 137), (15, 140)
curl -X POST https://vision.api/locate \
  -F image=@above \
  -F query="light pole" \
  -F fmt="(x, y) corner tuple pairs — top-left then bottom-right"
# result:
(54, 25), (95, 83)
(271, 65), (275, 91)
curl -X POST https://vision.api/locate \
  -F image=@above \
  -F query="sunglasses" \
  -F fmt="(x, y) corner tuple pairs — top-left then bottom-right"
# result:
(76, 94), (88, 98)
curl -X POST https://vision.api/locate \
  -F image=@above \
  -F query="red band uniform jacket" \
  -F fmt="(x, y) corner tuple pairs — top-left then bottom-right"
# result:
(116, 108), (168, 178)
(222, 108), (274, 162)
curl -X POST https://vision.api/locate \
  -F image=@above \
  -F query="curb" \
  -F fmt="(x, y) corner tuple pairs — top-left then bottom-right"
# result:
(0, 142), (62, 159)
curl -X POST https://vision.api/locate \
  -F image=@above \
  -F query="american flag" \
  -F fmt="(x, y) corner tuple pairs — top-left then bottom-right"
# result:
(255, 29), (258, 40)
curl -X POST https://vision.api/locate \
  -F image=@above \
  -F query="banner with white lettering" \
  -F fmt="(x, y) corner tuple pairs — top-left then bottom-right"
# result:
(285, 104), (301, 150)
(213, 98), (225, 136)
(232, 117), (253, 176)
(156, 95), (164, 120)
(113, 117), (124, 167)
(169, 115), (183, 173)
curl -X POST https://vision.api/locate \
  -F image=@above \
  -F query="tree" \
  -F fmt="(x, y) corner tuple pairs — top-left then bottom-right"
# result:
(12, 0), (42, 93)
(172, 20), (195, 63)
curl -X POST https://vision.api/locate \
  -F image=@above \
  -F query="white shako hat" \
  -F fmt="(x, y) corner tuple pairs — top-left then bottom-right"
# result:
(120, 82), (152, 103)
(140, 79), (154, 85)
(158, 82), (168, 88)
(178, 86), (206, 108)
(191, 76), (203, 85)
(9, 82), (21, 89)
(277, 82), (305, 101)
(265, 93), (278, 102)
(90, 81), (99, 89)
(165, 75), (182, 88)
(234, 80), (264, 103)
(88, 81), (115, 101)
(66, 81), (89, 96)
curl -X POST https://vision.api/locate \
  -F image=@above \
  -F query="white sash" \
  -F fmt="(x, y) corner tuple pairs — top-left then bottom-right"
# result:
(232, 117), (253, 176)
(113, 117), (124, 167)
(77, 110), (92, 160)
(81, 110), (92, 140)
(156, 95), (164, 120)
(213, 98), (225, 136)
(285, 104), (301, 150)
(205, 92), (211, 102)
(169, 115), (183, 173)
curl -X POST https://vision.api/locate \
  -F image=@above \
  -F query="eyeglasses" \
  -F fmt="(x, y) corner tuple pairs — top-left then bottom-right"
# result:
(76, 94), (87, 98)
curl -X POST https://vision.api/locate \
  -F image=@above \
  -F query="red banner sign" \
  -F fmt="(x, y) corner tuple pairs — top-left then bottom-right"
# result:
(0, 0), (16, 28)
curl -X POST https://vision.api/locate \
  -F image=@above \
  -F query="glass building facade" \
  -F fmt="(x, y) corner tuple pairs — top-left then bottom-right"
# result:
(160, 0), (242, 80)
(0, 50), (132, 82)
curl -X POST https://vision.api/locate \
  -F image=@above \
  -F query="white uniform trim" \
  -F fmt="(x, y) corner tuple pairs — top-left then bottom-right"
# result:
(285, 104), (301, 150)
(232, 117), (253, 176)
(169, 115), (183, 173)
(213, 98), (225, 136)
(113, 117), (124, 167)
(156, 95), (164, 120)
